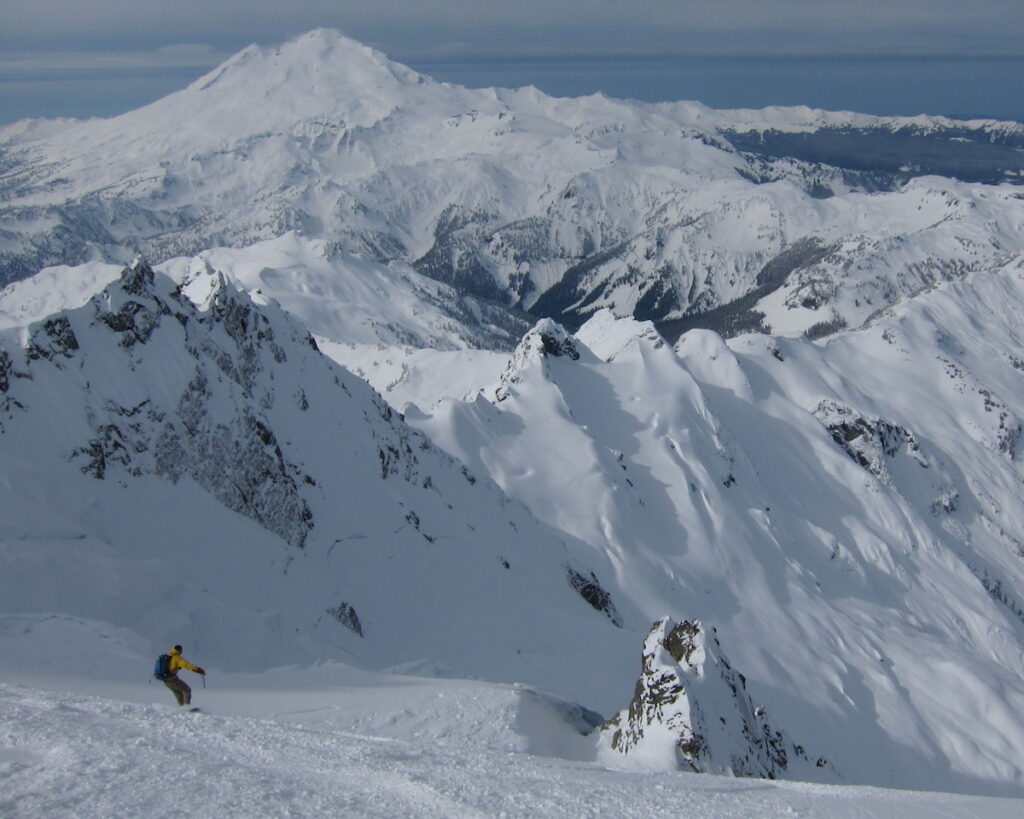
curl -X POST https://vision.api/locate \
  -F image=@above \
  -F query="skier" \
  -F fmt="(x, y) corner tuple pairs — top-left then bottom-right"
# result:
(159, 645), (206, 707)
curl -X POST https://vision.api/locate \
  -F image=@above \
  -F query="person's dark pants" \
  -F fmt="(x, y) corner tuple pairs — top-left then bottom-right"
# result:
(163, 676), (191, 706)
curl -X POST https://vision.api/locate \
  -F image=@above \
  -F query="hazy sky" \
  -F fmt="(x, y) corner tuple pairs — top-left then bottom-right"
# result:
(2, 1), (1023, 122)
(5, 1), (1024, 56)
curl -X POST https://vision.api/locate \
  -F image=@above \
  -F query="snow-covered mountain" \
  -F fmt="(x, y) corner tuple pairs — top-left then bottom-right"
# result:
(0, 233), (531, 353)
(0, 258), (644, 711)
(5, 25), (1024, 810)
(2, 28), (1024, 340)
(347, 256), (1024, 796)
(6, 242), (1024, 798)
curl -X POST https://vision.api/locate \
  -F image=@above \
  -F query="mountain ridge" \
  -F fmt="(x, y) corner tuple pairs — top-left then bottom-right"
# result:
(0, 256), (640, 708)
(380, 258), (1024, 792)
(4, 30), (1024, 796)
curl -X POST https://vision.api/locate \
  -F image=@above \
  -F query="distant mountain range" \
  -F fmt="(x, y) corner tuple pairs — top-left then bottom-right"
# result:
(2, 28), (1023, 343)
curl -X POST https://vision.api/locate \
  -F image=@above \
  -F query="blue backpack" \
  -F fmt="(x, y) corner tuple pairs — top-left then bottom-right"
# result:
(154, 654), (173, 680)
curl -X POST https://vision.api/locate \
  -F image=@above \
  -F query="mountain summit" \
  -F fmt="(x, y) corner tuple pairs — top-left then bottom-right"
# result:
(178, 28), (428, 128)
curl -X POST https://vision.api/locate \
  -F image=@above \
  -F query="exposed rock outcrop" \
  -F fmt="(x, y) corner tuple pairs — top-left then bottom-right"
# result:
(598, 617), (834, 781)
(496, 319), (580, 402)
(2, 260), (320, 547)
(814, 399), (926, 484)
(327, 602), (363, 637)
(566, 565), (622, 627)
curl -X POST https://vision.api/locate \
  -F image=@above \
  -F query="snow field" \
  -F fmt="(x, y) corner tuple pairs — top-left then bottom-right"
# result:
(3, 677), (1022, 818)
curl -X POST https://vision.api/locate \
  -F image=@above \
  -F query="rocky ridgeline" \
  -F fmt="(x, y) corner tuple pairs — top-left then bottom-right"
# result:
(495, 318), (581, 402)
(599, 618), (834, 781)
(2, 259), (317, 547)
(0, 259), (628, 642)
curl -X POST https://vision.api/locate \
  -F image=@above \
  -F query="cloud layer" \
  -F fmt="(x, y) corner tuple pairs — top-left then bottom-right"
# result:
(4, 0), (1022, 57)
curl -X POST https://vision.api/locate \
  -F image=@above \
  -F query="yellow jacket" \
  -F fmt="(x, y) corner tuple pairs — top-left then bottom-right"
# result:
(168, 647), (200, 674)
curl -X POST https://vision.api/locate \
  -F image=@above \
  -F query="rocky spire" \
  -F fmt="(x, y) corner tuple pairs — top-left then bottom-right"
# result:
(599, 617), (835, 781)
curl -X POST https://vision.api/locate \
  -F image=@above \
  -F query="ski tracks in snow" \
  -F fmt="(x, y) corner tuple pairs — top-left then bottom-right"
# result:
(3, 683), (1022, 818)
(0, 684), (468, 818)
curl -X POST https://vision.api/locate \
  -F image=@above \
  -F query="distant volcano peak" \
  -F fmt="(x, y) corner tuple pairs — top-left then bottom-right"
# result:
(189, 26), (425, 103)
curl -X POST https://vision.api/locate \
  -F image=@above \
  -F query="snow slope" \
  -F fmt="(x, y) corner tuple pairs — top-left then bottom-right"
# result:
(3, 26), (1024, 809)
(393, 258), (1024, 795)
(2, 29), (1023, 337)
(2, 615), (1022, 818)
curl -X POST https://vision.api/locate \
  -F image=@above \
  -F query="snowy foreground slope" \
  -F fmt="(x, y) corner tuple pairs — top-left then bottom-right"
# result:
(3, 28), (1024, 338)
(2, 616), (1022, 818)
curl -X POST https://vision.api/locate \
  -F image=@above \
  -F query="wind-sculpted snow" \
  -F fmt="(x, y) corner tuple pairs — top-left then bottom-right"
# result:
(400, 263), (1024, 794)
(2, 29), (1024, 339)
